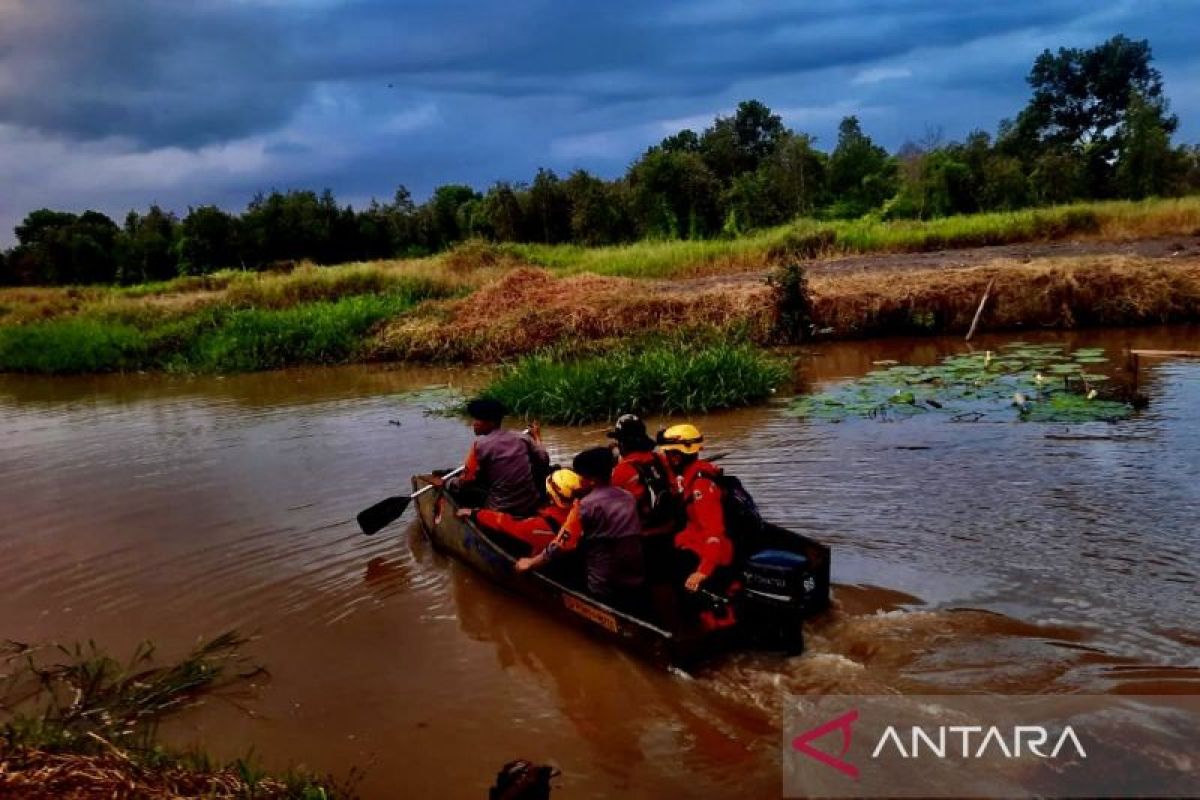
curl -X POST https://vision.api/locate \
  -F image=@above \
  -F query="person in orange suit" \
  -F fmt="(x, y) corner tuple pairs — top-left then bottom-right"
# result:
(459, 469), (582, 555)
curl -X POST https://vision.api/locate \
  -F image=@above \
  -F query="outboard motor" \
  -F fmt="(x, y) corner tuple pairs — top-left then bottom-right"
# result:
(739, 549), (818, 654)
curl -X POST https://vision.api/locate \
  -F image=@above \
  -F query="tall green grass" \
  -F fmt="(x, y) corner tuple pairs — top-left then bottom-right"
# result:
(0, 317), (150, 373)
(482, 342), (788, 424)
(0, 291), (432, 374)
(179, 294), (416, 372)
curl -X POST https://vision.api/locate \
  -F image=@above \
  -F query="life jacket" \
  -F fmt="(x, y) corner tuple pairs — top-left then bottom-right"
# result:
(628, 453), (683, 531)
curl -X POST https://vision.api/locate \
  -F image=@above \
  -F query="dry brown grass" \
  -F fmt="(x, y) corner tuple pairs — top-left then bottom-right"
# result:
(372, 257), (1200, 362)
(370, 267), (774, 361)
(809, 255), (1200, 337)
(0, 745), (296, 799)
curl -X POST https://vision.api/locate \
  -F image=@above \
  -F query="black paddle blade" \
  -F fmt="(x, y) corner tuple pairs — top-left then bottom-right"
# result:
(357, 495), (411, 536)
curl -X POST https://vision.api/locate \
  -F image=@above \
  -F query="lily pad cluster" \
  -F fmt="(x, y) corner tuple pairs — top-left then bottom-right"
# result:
(791, 343), (1133, 423)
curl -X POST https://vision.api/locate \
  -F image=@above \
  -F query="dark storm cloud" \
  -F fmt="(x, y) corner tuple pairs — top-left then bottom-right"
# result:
(0, 1), (307, 146)
(0, 0), (1197, 243)
(0, 0), (1101, 146)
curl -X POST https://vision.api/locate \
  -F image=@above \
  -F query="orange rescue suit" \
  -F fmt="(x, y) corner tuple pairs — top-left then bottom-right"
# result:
(673, 460), (734, 578)
(476, 504), (569, 555)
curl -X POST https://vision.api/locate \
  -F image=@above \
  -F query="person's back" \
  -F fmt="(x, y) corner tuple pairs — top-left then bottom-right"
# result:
(515, 446), (645, 611)
(471, 428), (547, 516)
(444, 398), (549, 518)
(576, 484), (646, 599)
(608, 414), (679, 538)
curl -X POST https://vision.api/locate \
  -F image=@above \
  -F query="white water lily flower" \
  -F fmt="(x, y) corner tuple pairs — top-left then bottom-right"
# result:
(1035, 372), (1045, 385)
(1087, 389), (1098, 400)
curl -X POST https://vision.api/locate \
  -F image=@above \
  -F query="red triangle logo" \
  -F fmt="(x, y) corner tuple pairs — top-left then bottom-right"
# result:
(791, 708), (860, 780)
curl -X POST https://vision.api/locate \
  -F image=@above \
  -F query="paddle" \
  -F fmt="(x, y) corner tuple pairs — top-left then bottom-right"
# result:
(357, 466), (463, 536)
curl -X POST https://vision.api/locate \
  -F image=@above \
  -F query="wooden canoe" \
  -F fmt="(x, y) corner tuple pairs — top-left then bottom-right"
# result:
(411, 474), (831, 667)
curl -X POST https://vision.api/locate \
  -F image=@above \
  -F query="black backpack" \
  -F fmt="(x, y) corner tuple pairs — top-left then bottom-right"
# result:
(630, 455), (683, 530)
(713, 470), (764, 540)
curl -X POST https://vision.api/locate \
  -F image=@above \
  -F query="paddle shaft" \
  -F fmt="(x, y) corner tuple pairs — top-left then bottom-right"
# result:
(418, 465), (464, 496)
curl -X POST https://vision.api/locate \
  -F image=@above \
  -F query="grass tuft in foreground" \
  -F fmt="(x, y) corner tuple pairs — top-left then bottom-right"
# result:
(481, 341), (789, 424)
(0, 633), (346, 798)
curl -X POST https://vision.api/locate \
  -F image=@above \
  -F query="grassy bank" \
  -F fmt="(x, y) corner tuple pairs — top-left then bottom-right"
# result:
(0, 633), (343, 798)
(807, 255), (1200, 337)
(503, 197), (1200, 279)
(480, 342), (788, 424)
(2, 197), (1200, 377)
(0, 267), (463, 373)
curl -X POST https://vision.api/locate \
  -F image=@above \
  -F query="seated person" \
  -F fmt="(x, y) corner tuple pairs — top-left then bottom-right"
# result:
(607, 414), (680, 538)
(515, 447), (646, 611)
(657, 424), (734, 595)
(432, 398), (549, 517)
(457, 469), (581, 555)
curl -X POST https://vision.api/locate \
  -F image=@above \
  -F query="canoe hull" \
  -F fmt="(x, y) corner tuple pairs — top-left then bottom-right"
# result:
(411, 475), (830, 666)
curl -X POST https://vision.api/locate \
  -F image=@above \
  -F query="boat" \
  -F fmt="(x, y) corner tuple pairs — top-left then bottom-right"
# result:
(411, 474), (832, 666)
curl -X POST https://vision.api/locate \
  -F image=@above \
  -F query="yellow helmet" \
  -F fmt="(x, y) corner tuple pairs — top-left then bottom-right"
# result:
(657, 423), (703, 455)
(546, 469), (584, 508)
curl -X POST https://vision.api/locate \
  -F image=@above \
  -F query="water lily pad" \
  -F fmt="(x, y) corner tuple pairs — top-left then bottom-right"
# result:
(790, 342), (1131, 424)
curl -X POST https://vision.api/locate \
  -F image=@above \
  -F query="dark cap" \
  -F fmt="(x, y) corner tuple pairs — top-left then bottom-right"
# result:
(572, 446), (615, 480)
(466, 397), (506, 424)
(605, 414), (654, 450)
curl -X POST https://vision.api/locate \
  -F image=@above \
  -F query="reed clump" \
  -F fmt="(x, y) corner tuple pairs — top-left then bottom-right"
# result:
(0, 633), (343, 798)
(480, 341), (788, 424)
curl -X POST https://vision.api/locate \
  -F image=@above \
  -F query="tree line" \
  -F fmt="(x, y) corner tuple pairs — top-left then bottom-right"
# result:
(3, 34), (1198, 287)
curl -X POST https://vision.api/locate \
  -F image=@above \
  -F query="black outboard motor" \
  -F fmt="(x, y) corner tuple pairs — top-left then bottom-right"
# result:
(739, 549), (818, 654)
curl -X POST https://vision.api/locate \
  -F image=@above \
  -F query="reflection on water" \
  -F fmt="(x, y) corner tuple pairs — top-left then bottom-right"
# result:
(1, 327), (1197, 798)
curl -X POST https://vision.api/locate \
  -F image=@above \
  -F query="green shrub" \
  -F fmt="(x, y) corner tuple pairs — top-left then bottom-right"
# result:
(481, 342), (788, 424)
(767, 262), (813, 343)
(179, 293), (416, 372)
(0, 318), (149, 373)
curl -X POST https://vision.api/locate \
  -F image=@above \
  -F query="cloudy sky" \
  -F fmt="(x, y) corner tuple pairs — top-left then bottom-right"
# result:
(1, 0), (1197, 244)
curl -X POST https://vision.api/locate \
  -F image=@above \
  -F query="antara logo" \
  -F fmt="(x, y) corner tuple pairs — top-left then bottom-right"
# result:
(792, 709), (860, 779)
(792, 708), (1087, 779)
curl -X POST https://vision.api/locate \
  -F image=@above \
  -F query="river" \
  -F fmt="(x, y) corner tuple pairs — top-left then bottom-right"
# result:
(1, 326), (1197, 798)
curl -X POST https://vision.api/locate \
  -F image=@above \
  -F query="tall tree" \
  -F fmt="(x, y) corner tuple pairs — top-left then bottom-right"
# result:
(176, 205), (240, 275)
(1004, 35), (1178, 196)
(526, 169), (572, 243)
(827, 116), (896, 217)
(120, 205), (179, 283)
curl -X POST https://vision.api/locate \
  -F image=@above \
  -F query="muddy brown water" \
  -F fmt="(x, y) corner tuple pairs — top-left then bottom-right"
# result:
(1, 326), (1197, 798)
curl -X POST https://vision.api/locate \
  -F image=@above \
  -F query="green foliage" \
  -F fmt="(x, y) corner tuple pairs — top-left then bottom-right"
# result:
(826, 116), (898, 217)
(790, 343), (1133, 423)
(0, 317), (149, 373)
(481, 342), (788, 424)
(0, 278), (449, 374)
(768, 262), (812, 343)
(178, 294), (411, 372)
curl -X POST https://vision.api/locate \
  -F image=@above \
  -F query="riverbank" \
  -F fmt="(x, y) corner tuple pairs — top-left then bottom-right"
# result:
(2, 198), (1199, 375)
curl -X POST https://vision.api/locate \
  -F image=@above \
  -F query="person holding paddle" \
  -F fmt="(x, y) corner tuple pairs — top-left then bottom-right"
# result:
(430, 398), (549, 517)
